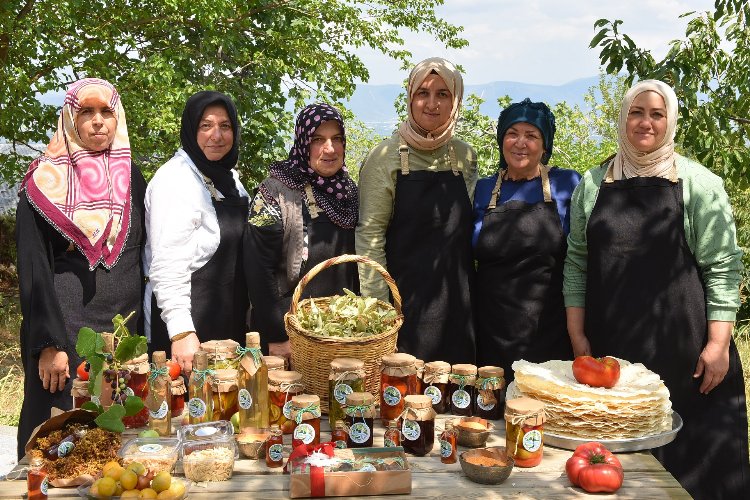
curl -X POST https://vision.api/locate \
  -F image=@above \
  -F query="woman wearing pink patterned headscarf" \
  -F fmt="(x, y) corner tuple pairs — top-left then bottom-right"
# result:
(15, 78), (146, 459)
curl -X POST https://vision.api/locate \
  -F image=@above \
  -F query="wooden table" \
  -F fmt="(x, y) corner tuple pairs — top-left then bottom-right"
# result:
(2, 415), (689, 498)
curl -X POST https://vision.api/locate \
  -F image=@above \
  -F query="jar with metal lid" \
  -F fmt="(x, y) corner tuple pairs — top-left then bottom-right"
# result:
(211, 368), (239, 421)
(414, 359), (425, 395)
(290, 394), (321, 448)
(400, 395), (436, 456)
(328, 358), (365, 428)
(422, 361), (451, 413)
(268, 370), (305, 434)
(505, 397), (546, 467)
(122, 353), (150, 428)
(200, 339), (241, 369)
(474, 366), (505, 419)
(71, 378), (92, 409)
(380, 353), (417, 425)
(344, 392), (376, 448)
(171, 377), (186, 417)
(263, 355), (286, 371)
(449, 364), (477, 416)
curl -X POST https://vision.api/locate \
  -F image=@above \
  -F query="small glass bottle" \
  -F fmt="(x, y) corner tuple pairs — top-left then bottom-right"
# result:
(238, 332), (270, 431)
(147, 351), (172, 436)
(422, 361), (451, 414)
(344, 392), (376, 448)
(380, 353), (418, 425)
(505, 397), (546, 468)
(331, 420), (348, 449)
(449, 364), (477, 416)
(328, 358), (365, 429)
(474, 366), (505, 420)
(400, 395), (436, 457)
(383, 420), (401, 448)
(266, 424), (284, 468)
(290, 394), (322, 448)
(439, 422), (458, 464)
(27, 456), (48, 500)
(187, 351), (213, 424)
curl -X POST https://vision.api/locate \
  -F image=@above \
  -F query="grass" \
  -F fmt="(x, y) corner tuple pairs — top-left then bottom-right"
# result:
(0, 293), (22, 426)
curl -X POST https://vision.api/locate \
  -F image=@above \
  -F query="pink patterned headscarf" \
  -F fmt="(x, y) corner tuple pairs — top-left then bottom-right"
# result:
(21, 78), (132, 270)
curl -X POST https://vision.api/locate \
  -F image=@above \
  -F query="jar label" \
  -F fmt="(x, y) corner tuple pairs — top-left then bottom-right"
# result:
(349, 422), (371, 444)
(283, 400), (294, 419)
(451, 389), (471, 409)
(334, 383), (353, 404)
(294, 423), (316, 444)
(424, 385), (442, 405)
(522, 429), (543, 452)
(269, 443), (284, 461)
(359, 463), (377, 472)
(440, 439), (453, 458)
(40, 477), (49, 495)
(402, 420), (421, 441)
(476, 394), (496, 411)
(334, 440), (347, 449)
(124, 386), (135, 397)
(139, 443), (164, 453)
(238, 388), (253, 410)
(58, 441), (74, 458)
(188, 397), (207, 418)
(384, 437), (397, 448)
(383, 385), (402, 406)
(149, 401), (169, 419)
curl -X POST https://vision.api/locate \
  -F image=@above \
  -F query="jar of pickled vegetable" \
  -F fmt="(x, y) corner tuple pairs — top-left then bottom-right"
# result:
(474, 366), (505, 420)
(211, 369), (239, 421)
(414, 359), (425, 395)
(328, 358), (365, 428)
(422, 361), (451, 414)
(449, 364), (477, 417)
(200, 339), (241, 369)
(268, 370), (305, 434)
(263, 356), (286, 372)
(380, 353), (417, 425)
(344, 392), (376, 448)
(71, 378), (91, 409)
(122, 354), (150, 428)
(400, 395), (436, 456)
(505, 397), (546, 467)
(171, 377), (186, 417)
(290, 394), (321, 448)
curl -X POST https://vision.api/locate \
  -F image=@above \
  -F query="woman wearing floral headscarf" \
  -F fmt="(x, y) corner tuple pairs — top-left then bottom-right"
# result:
(564, 80), (749, 499)
(245, 103), (358, 358)
(16, 78), (146, 458)
(356, 57), (477, 364)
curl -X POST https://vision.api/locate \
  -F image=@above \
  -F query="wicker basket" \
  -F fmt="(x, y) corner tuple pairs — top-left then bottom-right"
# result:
(285, 254), (403, 413)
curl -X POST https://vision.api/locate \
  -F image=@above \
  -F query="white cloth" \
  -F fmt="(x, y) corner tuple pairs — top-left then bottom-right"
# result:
(143, 148), (249, 340)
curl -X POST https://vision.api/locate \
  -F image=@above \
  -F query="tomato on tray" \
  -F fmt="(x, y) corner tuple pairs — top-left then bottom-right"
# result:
(566, 442), (624, 493)
(572, 356), (620, 388)
(76, 361), (89, 381)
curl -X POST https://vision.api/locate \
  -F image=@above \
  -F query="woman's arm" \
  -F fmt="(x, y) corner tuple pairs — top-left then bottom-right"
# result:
(694, 320), (732, 394)
(563, 176), (592, 354)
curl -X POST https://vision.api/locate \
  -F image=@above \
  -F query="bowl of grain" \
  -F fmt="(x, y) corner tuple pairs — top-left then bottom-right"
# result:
(454, 417), (494, 448)
(459, 446), (514, 485)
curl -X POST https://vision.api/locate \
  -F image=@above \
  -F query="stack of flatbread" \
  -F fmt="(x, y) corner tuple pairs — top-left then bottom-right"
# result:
(509, 359), (672, 439)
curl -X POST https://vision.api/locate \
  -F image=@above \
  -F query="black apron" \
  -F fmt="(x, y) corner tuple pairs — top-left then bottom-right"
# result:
(150, 191), (249, 357)
(585, 166), (749, 500)
(384, 140), (475, 364)
(474, 166), (571, 380)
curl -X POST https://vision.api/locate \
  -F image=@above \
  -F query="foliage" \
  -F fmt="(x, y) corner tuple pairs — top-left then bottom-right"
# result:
(297, 288), (398, 337)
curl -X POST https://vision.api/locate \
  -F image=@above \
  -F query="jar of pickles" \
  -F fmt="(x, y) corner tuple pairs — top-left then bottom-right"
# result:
(71, 379), (91, 409)
(200, 339), (240, 369)
(171, 377), (186, 417)
(400, 395), (436, 456)
(263, 356), (286, 372)
(422, 361), (451, 414)
(122, 354), (150, 428)
(211, 369), (239, 421)
(268, 370), (305, 434)
(328, 358), (365, 428)
(380, 353), (417, 425)
(505, 397), (546, 468)
(290, 394), (321, 448)
(344, 392), (376, 448)
(449, 364), (477, 417)
(414, 359), (425, 395)
(474, 366), (505, 420)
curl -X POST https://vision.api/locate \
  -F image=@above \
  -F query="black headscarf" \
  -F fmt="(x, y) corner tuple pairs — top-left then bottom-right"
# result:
(180, 91), (241, 199)
(496, 98), (556, 168)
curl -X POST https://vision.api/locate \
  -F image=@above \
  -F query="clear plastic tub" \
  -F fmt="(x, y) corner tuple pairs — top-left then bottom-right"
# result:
(178, 420), (234, 441)
(77, 477), (191, 499)
(118, 437), (181, 473)
(180, 436), (237, 482)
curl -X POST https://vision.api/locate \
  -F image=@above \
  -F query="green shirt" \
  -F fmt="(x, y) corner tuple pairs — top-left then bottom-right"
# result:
(563, 154), (743, 321)
(355, 132), (478, 300)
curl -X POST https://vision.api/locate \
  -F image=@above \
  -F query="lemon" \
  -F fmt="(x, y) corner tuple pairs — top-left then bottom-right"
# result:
(119, 469), (138, 491)
(140, 488), (159, 499)
(97, 476), (117, 497)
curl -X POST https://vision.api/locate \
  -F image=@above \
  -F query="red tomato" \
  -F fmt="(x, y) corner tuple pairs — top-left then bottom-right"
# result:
(76, 361), (89, 381)
(566, 442), (624, 493)
(166, 360), (181, 380)
(572, 356), (620, 388)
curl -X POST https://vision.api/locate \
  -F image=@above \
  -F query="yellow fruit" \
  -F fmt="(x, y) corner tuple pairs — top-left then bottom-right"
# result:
(167, 480), (186, 498)
(102, 460), (122, 476)
(140, 488), (158, 499)
(89, 481), (101, 498)
(126, 461), (147, 476)
(114, 482), (125, 496)
(269, 405), (281, 422)
(98, 476), (118, 497)
(104, 464), (125, 481)
(156, 491), (175, 500)
(121, 490), (141, 499)
(150, 471), (172, 493)
(120, 469), (139, 491)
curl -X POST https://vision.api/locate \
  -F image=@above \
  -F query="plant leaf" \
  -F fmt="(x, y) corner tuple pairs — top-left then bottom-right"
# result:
(95, 404), (126, 433)
(123, 395), (145, 417)
(81, 401), (102, 414)
(114, 336), (148, 363)
(87, 355), (104, 396)
(76, 327), (101, 359)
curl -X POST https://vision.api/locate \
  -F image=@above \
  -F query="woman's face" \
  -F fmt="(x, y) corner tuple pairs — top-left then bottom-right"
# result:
(309, 120), (345, 177)
(410, 73), (453, 132)
(196, 104), (234, 161)
(626, 91), (668, 153)
(502, 122), (544, 173)
(75, 104), (117, 151)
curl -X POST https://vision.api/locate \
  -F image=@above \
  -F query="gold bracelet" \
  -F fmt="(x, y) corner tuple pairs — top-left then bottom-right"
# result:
(170, 331), (194, 342)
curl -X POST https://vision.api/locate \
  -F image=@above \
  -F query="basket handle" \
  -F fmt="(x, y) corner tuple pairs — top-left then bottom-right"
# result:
(289, 254), (402, 316)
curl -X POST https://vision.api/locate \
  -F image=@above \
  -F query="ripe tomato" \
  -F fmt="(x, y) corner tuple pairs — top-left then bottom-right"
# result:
(166, 360), (181, 380)
(572, 356), (620, 388)
(565, 442), (624, 493)
(76, 361), (89, 381)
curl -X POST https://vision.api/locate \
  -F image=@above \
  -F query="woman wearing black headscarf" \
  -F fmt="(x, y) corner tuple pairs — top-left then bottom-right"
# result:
(145, 91), (250, 373)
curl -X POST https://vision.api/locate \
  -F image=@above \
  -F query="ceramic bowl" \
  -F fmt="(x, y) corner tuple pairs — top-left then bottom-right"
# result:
(459, 446), (514, 485)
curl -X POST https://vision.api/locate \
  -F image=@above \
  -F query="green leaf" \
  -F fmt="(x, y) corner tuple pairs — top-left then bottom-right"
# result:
(76, 327), (101, 359)
(123, 396), (145, 417)
(95, 405), (126, 433)
(114, 336), (148, 363)
(87, 356), (104, 396)
(589, 28), (608, 49)
(81, 401), (103, 414)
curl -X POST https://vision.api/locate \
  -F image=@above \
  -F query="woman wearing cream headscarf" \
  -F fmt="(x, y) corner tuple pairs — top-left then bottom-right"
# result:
(356, 57), (477, 364)
(564, 80), (749, 499)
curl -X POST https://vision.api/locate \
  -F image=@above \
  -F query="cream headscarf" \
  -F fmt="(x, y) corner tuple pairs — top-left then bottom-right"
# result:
(398, 57), (464, 151)
(612, 79), (678, 181)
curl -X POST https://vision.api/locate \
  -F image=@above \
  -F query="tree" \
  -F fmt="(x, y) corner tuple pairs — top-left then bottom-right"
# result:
(0, 0), (466, 185)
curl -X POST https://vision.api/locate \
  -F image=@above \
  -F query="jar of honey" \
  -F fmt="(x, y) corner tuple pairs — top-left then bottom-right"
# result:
(122, 354), (150, 428)
(71, 378), (91, 409)
(263, 356), (286, 372)
(414, 359), (425, 395)
(380, 353), (417, 425)
(449, 364), (477, 416)
(505, 397), (546, 467)
(266, 424), (284, 468)
(170, 377), (186, 417)
(422, 361), (451, 414)
(400, 395), (436, 456)
(268, 370), (305, 434)
(211, 369), (239, 421)
(331, 420), (348, 449)
(200, 339), (241, 369)
(290, 394), (321, 448)
(474, 366), (505, 420)
(328, 358), (365, 429)
(344, 392), (376, 448)
(439, 421), (458, 464)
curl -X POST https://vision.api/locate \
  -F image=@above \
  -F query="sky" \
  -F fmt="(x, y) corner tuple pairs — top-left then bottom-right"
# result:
(354, 0), (716, 86)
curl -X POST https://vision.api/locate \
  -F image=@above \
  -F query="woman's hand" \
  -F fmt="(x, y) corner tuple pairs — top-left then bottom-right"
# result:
(38, 347), (69, 393)
(566, 306), (592, 356)
(694, 320), (732, 394)
(268, 341), (292, 366)
(171, 332), (200, 376)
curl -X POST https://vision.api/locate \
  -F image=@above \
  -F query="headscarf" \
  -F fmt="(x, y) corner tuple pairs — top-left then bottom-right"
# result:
(180, 91), (241, 199)
(20, 78), (132, 271)
(612, 79), (678, 180)
(267, 103), (358, 229)
(398, 57), (464, 151)
(496, 98), (556, 168)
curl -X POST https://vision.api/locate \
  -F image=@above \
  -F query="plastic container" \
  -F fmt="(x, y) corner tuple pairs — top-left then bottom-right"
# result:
(181, 436), (237, 482)
(77, 477), (191, 500)
(119, 437), (181, 473)
(178, 420), (234, 441)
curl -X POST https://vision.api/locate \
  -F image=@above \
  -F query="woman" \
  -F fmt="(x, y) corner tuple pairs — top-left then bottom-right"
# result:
(356, 57), (477, 364)
(145, 91), (250, 373)
(564, 80), (749, 499)
(16, 78), (145, 458)
(473, 99), (580, 379)
(245, 103), (359, 357)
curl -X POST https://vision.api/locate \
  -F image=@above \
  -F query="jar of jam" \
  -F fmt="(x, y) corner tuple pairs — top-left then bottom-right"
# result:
(268, 370), (305, 434)
(380, 353), (417, 425)
(211, 368), (239, 421)
(449, 364), (477, 417)
(414, 359), (425, 395)
(122, 354), (150, 428)
(200, 339), (240, 369)
(422, 361), (451, 414)
(266, 424), (284, 468)
(474, 366), (505, 420)
(331, 420), (348, 449)
(71, 378), (91, 409)
(328, 358), (365, 428)
(263, 355), (286, 372)
(505, 397), (546, 468)
(27, 456), (48, 500)
(383, 420), (401, 448)
(171, 377), (186, 417)
(290, 394), (321, 448)
(344, 392), (376, 448)
(400, 395), (436, 456)
(439, 421), (458, 464)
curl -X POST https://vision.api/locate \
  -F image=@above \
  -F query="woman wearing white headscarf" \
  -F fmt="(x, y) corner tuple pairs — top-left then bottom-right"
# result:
(564, 80), (749, 499)
(356, 57), (477, 364)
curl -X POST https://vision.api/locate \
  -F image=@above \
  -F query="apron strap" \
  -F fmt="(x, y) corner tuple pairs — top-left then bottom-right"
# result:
(304, 184), (321, 218)
(487, 165), (553, 210)
(398, 137), (410, 175)
(540, 165), (552, 203)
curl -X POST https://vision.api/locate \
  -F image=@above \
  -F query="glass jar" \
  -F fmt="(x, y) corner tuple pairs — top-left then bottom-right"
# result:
(211, 369), (239, 422)
(439, 422), (458, 464)
(344, 392), (376, 448)
(266, 424), (284, 468)
(237, 332), (269, 431)
(505, 397), (546, 468)
(380, 353), (417, 425)
(414, 359), (425, 396)
(331, 420), (348, 449)
(400, 395), (436, 457)
(474, 366), (505, 420)
(188, 351), (214, 424)
(263, 355), (286, 371)
(71, 378), (91, 409)
(422, 361), (451, 414)
(122, 354), (150, 428)
(171, 377), (186, 417)
(268, 370), (305, 434)
(383, 420), (401, 448)
(290, 394), (322, 448)
(27, 456), (48, 500)
(200, 339), (241, 370)
(449, 364), (477, 416)
(328, 357), (365, 429)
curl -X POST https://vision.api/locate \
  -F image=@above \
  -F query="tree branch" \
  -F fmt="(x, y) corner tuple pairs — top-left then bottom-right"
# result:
(729, 116), (750, 125)
(16, 0), (36, 20)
